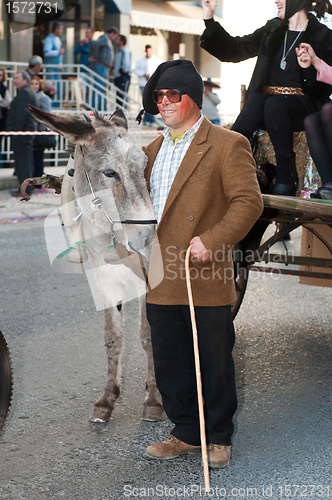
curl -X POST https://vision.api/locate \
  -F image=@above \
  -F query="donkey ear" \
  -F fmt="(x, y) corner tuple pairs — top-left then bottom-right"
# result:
(109, 108), (128, 131)
(26, 105), (95, 144)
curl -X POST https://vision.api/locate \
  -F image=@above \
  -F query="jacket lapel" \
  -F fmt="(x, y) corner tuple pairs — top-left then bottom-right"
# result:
(144, 135), (164, 191)
(158, 117), (211, 226)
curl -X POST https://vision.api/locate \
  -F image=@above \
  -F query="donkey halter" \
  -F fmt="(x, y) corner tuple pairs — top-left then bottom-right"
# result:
(84, 171), (157, 230)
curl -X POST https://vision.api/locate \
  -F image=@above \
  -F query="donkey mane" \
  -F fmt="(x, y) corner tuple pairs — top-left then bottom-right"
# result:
(78, 112), (110, 128)
(93, 111), (111, 125)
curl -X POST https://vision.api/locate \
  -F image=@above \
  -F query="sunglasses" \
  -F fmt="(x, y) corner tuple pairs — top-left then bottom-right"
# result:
(152, 89), (186, 104)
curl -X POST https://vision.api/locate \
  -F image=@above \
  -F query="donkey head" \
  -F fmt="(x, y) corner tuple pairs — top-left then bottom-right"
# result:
(26, 106), (156, 256)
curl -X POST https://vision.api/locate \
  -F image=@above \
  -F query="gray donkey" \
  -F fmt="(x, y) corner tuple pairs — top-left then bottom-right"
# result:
(26, 105), (164, 423)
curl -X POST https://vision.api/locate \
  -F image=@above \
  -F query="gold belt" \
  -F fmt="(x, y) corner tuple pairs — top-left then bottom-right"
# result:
(263, 85), (304, 96)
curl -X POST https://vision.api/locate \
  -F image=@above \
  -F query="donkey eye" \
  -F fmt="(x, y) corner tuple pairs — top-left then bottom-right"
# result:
(103, 170), (120, 181)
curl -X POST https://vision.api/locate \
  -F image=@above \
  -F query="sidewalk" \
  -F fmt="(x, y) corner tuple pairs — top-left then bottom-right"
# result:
(0, 166), (65, 190)
(0, 167), (64, 222)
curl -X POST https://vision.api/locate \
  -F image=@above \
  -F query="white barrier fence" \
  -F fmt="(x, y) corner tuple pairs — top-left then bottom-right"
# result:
(0, 61), (160, 167)
(0, 132), (68, 167)
(0, 130), (161, 168)
(0, 61), (142, 114)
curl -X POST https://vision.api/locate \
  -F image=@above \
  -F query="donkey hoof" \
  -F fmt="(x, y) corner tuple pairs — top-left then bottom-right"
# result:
(141, 405), (163, 422)
(89, 406), (112, 423)
(66, 248), (88, 263)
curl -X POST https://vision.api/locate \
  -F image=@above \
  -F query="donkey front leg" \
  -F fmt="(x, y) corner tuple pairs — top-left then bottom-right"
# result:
(90, 305), (124, 422)
(139, 297), (163, 422)
(61, 156), (88, 263)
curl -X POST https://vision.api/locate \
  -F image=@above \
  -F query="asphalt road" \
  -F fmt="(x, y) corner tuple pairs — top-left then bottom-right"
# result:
(0, 208), (332, 500)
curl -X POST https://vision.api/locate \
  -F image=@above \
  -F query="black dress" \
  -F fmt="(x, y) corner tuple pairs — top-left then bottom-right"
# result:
(200, 13), (332, 190)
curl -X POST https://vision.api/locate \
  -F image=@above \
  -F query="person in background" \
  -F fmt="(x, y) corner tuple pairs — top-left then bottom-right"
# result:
(0, 67), (11, 168)
(140, 59), (263, 469)
(202, 78), (221, 125)
(26, 55), (57, 102)
(200, 0), (332, 197)
(113, 34), (131, 107)
(27, 55), (43, 78)
(89, 27), (119, 110)
(29, 75), (52, 188)
(6, 72), (38, 197)
(43, 22), (65, 107)
(296, 42), (332, 200)
(74, 27), (94, 80)
(0, 67), (11, 132)
(134, 45), (161, 127)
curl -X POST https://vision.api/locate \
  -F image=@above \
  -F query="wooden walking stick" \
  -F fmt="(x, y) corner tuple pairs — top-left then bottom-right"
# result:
(185, 244), (210, 492)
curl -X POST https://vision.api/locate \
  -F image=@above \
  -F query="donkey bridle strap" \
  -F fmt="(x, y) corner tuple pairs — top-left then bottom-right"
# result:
(120, 219), (157, 225)
(84, 171), (157, 225)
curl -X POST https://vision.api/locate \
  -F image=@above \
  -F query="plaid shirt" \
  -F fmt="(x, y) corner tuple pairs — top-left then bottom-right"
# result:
(150, 115), (204, 223)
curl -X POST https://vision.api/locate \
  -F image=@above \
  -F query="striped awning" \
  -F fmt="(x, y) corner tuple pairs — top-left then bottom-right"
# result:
(131, 1), (211, 35)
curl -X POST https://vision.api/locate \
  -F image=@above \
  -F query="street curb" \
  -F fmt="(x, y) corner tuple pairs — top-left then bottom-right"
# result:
(0, 176), (19, 191)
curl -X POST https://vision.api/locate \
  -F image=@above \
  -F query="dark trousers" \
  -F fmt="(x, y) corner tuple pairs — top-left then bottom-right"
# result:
(233, 92), (312, 184)
(12, 136), (33, 194)
(304, 102), (332, 185)
(232, 92), (312, 155)
(90, 63), (107, 111)
(140, 86), (156, 124)
(33, 149), (45, 178)
(115, 74), (130, 108)
(146, 303), (237, 446)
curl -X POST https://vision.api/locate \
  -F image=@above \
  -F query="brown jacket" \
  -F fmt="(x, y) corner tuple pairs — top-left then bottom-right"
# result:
(144, 117), (263, 306)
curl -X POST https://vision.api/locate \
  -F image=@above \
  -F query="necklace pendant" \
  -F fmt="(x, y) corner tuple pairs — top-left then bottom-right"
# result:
(280, 58), (287, 71)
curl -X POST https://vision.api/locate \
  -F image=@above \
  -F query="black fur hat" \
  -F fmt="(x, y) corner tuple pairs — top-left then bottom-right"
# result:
(285, 0), (307, 19)
(142, 59), (204, 116)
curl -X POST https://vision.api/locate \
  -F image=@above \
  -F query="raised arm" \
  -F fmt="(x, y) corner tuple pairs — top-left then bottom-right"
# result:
(200, 15), (267, 63)
(201, 0), (217, 20)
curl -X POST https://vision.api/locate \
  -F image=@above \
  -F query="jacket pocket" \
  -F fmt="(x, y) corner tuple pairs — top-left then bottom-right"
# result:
(186, 172), (212, 185)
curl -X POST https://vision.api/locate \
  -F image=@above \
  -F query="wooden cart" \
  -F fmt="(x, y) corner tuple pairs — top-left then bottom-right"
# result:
(231, 194), (332, 318)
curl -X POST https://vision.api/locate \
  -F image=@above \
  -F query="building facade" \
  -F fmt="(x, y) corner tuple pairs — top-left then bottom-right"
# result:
(0, 0), (278, 121)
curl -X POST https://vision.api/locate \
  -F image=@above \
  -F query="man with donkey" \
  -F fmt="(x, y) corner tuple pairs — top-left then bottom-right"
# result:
(140, 59), (263, 468)
(21, 58), (263, 470)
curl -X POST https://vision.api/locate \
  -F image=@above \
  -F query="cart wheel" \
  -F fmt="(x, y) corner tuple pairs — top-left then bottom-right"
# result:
(0, 331), (13, 435)
(231, 266), (249, 319)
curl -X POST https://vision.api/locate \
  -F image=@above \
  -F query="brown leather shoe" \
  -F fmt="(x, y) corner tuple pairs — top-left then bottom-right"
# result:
(207, 444), (231, 469)
(146, 435), (201, 460)
(11, 190), (23, 198)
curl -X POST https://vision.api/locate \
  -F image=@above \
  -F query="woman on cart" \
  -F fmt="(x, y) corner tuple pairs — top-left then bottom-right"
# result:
(200, 0), (332, 196)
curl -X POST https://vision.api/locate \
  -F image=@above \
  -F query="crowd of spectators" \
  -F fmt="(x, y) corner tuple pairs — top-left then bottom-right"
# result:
(1, 22), (217, 198)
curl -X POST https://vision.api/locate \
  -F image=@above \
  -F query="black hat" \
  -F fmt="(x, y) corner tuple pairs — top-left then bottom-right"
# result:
(142, 59), (204, 116)
(285, 0), (307, 19)
(203, 77), (220, 89)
